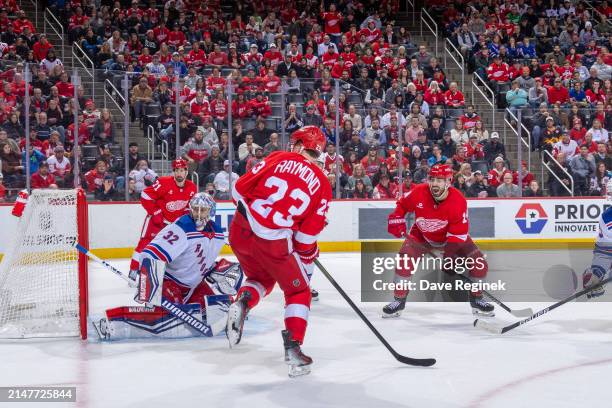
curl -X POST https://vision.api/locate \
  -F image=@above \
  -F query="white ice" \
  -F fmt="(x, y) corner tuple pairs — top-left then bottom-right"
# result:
(1, 252), (611, 408)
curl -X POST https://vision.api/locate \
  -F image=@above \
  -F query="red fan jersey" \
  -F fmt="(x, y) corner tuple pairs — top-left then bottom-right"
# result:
(232, 151), (332, 253)
(140, 176), (197, 223)
(391, 183), (469, 245)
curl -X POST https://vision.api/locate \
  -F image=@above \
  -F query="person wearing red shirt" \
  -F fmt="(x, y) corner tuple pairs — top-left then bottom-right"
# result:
(345, 24), (360, 45)
(487, 156), (512, 188)
(339, 45), (357, 68)
(31, 162), (57, 189)
(208, 44), (229, 68)
(67, 8), (87, 37)
(263, 44), (283, 66)
(153, 22), (171, 44)
(190, 92), (210, 117)
(320, 3), (343, 41)
(186, 42), (207, 68)
(569, 119), (587, 144)
(464, 134), (485, 161)
(232, 93), (252, 119)
(444, 82), (465, 111)
(512, 161), (534, 189)
(167, 24), (187, 48)
(487, 55), (510, 92)
(360, 20), (382, 43)
(209, 91), (229, 122)
(84, 160), (109, 193)
(206, 67), (227, 90)
(586, 82), (606, 105)
(248, 92), (272, 118)
(261, 70), (281, 93)
(242, 44), (263, 66)
(330, 59), (350, 79)
(137, 48), (153, 67)
(424, 82), (446, 106)
(459, 106), (481, 130)
(384, 164), (491, 317)
(55, 72), (74, 98)
(241, 68), (263, 94)
(32, 35), (52, 62)
(547, 78), (570, 105)
(226, 127), (331, 376)
(321, 46), (339, 69)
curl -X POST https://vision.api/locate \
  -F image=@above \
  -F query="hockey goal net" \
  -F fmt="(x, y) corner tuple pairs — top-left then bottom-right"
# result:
(0, 189), (89, 339)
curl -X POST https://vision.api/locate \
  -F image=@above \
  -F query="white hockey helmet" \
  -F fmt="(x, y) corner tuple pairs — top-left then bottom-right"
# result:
(189, 192), (216, 230)
(607, 179), (612, 202)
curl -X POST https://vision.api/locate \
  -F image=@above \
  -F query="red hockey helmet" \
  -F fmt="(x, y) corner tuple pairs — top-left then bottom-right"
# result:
(291, 126), (327, 156)
(429, 164), (453, 180)
(172, 158), (188, 170)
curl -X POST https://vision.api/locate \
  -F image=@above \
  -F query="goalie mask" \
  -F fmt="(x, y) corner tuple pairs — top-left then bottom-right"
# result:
(189, 193), (216, 231)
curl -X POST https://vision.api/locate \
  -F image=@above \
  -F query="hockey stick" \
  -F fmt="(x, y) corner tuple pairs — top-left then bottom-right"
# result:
(73, 243), (214, 337)
(314, 259), (436, 367)
(455, 274), (533, 318)
(474, 275), (612, 334)
(73, 243), (136, 287)
(421, 250), (533, 318)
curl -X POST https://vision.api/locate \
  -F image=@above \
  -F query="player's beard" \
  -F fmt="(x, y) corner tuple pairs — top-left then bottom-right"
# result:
(429, 182), (449, 202)
(174, 175), (185, 184)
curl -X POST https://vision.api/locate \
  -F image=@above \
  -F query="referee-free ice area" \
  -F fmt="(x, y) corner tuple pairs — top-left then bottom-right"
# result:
(1, 252), (611, 408)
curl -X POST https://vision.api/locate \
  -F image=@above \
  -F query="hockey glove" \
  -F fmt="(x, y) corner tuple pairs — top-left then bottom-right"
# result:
(388, 213), (407, 238)
(296, 245), (319, 281)
(583, 265), (607, 299)
(151, 210), (165, 227)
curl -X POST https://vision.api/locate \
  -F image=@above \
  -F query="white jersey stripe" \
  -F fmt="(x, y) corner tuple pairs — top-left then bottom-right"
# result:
(294, 231), (318, 245)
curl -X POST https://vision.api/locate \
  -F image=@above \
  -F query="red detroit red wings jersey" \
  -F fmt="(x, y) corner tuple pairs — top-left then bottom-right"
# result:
(232, 151), (332, 253)
(393, 183), (469, 245)
(140, 176), (197, 222)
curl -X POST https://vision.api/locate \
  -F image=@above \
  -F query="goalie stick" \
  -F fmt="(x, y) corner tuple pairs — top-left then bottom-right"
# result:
(314, 259), (436, 367)
(474, 275), (612, 334)
(73, 243), (214, 337)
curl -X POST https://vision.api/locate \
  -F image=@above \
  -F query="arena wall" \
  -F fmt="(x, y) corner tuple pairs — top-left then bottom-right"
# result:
(0, 197), (607, 259)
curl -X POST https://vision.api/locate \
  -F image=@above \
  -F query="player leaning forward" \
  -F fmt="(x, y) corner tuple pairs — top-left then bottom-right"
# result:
(92, 193), (244, 340)
(383, 164), (494, 318)
(226, 126), (332, 377)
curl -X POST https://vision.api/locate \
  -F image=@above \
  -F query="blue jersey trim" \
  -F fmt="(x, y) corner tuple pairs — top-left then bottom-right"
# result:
(151, 243), (173, 263)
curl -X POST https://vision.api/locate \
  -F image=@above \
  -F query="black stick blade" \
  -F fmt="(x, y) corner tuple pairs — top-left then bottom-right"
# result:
(395, 354), (437, 367)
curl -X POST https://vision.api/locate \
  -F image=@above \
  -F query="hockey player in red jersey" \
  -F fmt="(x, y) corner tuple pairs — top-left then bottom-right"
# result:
(383, 164), (493, 318)
(226, 126), (332, 377)
(128, 158), (197, 278)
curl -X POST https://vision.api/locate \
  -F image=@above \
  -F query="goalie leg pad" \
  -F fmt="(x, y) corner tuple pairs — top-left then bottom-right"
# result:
(205, 295), (231, 336)
(95, 305), (206, 340)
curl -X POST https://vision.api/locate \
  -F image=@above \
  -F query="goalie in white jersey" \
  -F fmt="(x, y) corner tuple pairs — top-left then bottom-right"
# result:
(92, 193), (244, 340)
(583, 179), (612, 299)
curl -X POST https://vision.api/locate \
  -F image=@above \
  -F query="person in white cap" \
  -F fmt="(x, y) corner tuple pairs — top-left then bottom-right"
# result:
(213, 160), (239, 200)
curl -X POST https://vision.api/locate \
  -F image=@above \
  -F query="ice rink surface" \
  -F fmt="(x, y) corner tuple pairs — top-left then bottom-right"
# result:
(1, 252), (611, 408)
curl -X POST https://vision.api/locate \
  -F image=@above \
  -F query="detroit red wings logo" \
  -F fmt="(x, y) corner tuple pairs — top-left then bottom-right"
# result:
(166, 200), (189, 212)
(415, 217), (448, 232)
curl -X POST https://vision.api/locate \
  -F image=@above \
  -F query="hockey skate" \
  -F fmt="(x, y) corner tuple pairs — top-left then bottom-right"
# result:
(226, 291), (251, 347)
(91, 318), (111, 340)
(310, 288), (319, 301)
(469, 293), (494, 317)
(382, 297), (406, 318)
(282, 330), (312, 378)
